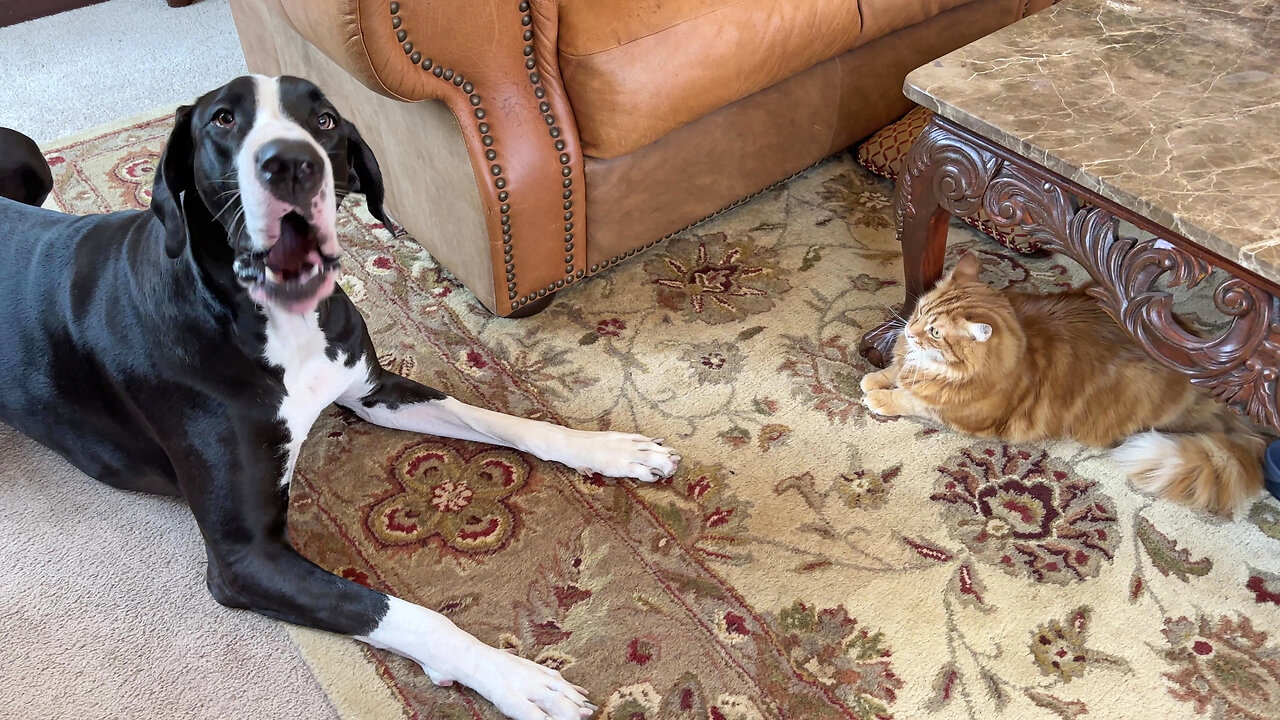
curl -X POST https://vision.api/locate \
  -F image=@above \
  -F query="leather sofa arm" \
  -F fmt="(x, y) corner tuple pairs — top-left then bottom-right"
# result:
(276, 0), (587, 314)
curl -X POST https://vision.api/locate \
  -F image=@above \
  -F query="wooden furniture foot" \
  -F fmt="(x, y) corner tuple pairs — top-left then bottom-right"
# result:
(858, 321), (899, 369)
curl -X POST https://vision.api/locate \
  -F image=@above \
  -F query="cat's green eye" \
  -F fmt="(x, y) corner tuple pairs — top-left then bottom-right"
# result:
(928, 326), (941, 339)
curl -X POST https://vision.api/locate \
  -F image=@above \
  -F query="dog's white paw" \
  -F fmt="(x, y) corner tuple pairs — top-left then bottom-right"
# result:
(551, 430), (680, 482)
(466, 647), (595, 720)
(368, 598), (593, 719)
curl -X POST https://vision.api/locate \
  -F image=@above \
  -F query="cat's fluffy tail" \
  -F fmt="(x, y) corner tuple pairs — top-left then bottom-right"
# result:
(1113, 427), (1266, 516)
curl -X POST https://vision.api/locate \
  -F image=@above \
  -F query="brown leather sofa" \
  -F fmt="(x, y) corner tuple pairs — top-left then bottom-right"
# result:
(228, 0), (1053, 316)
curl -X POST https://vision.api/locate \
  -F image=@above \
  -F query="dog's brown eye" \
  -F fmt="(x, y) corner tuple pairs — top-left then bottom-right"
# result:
(317, 112), (337, 131)
(213, 109), (235, 128)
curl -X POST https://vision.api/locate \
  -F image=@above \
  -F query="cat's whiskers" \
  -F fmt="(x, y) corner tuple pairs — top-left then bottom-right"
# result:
(878, 303), (909, 331)
(900, 346), (930, 389)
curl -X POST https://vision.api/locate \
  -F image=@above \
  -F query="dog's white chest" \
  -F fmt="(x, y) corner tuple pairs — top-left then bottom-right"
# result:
(262, 308), (369, 486)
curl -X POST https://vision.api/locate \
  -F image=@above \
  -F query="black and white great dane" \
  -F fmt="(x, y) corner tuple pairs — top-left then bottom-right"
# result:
(0, 75), (681, 720)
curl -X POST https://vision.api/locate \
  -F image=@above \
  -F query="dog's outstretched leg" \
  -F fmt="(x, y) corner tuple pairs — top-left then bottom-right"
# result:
(339, 366), (680, 482)
(190, 439), (594, 720)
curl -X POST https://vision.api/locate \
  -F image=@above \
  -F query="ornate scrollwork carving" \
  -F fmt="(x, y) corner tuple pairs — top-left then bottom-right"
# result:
(877, 117), (1279, 428)
(894, 120), (1001, 235)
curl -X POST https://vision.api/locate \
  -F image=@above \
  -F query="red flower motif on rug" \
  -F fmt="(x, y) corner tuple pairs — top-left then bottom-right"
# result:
(646, 232), (789, 324)
(766, 600), (902, 719)
(931, 443), (1119, 585)
(367, 440), (532, 555)
(1162, 614), (1280, 718)
(111, 149), (159, 209)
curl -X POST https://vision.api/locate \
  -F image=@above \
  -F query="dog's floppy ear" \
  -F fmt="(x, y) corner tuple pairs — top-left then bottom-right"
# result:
(343, 120), (390, 230)
(151, 105), (196, 259)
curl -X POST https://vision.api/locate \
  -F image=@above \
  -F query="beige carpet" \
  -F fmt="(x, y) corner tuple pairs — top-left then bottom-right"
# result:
(5, 107), (1280, 720)
(0, 425), (339, 720)
(0, 0), (245, 145)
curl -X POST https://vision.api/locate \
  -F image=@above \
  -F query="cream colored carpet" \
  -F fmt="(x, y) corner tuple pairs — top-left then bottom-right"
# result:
(0, 0), (245, 145)
(3, 107), (1279, 720)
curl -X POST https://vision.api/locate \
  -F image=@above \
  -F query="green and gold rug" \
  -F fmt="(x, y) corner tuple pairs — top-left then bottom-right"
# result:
(28, 109), (1280, 719)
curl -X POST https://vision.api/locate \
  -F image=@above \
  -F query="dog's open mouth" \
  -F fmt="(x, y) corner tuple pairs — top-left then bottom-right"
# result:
(234, 211), (342, 310)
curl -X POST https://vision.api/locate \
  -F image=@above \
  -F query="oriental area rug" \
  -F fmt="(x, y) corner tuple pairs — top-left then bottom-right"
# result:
(16, 108), (1280, 720)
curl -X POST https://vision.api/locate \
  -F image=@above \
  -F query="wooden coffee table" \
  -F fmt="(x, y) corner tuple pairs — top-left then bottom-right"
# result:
(859, 0), (1280, 431)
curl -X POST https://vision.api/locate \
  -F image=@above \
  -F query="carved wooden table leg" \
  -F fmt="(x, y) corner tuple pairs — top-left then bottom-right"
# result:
(858, 119), (1000, 367)
(860, 115), (1280, 430)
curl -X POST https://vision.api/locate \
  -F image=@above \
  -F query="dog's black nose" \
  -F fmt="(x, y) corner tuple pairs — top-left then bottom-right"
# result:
(256, 139), (323, 204)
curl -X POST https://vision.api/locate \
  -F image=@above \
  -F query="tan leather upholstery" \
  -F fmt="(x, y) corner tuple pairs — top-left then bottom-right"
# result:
(229, 0), (1047, 316)
(857, 0), (977, 46)
(262, 0), (589, 314)
(231, 0), (499, 308)
(558, 0), (863, 159)
(583, 0), (1023, 267)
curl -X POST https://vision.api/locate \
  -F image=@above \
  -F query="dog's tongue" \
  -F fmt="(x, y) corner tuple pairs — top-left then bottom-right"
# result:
(268, 213), (314, 276)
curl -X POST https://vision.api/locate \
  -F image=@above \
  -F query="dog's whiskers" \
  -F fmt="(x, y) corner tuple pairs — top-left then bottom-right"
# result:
(227, 205), (248, 246)
(209, 194), (242, 223)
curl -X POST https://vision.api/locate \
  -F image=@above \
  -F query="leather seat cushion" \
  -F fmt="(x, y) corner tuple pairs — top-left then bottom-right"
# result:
(558, 0), (977, 159)
(857, 0), (980, 42)
(558, 0), (861, 159)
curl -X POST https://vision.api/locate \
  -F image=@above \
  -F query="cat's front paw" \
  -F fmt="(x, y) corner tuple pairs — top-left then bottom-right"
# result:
(860, 369), (897, 393)
(863, 389), (900, 416)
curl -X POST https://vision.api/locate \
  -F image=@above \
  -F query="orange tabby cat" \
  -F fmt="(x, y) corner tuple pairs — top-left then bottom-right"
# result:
(861, 251), (1267, 515)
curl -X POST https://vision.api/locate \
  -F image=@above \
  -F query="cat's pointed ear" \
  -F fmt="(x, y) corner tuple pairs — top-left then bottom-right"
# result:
(969, 322), (993, 342)
(949, 251), (982, 283)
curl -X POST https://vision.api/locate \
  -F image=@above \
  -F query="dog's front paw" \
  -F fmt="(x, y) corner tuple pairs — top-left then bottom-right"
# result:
(465, 647), (595, 720)
(863, 389), (900, 417)
(553, 430), (680, 482)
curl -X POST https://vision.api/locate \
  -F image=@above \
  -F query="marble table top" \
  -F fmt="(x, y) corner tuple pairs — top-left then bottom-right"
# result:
(904, 0), (1280, 286)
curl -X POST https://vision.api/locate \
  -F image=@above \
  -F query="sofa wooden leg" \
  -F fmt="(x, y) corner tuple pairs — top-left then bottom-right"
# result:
(504, 295), (555, 319)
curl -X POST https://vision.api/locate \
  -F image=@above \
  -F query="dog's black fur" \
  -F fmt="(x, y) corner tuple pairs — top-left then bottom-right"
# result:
(0, 77), (421, 636)
(0, 77), (677, 720)
(0, 127), (51, 207)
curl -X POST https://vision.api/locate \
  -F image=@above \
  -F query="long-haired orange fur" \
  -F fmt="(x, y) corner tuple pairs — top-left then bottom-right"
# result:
(861, 251), (1267, 515)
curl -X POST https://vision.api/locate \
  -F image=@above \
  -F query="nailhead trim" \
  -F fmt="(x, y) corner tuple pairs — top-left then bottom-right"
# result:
(392, 0), (527, 301)
(393, 0), (582, 311)
(510, 0), (578, 309)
